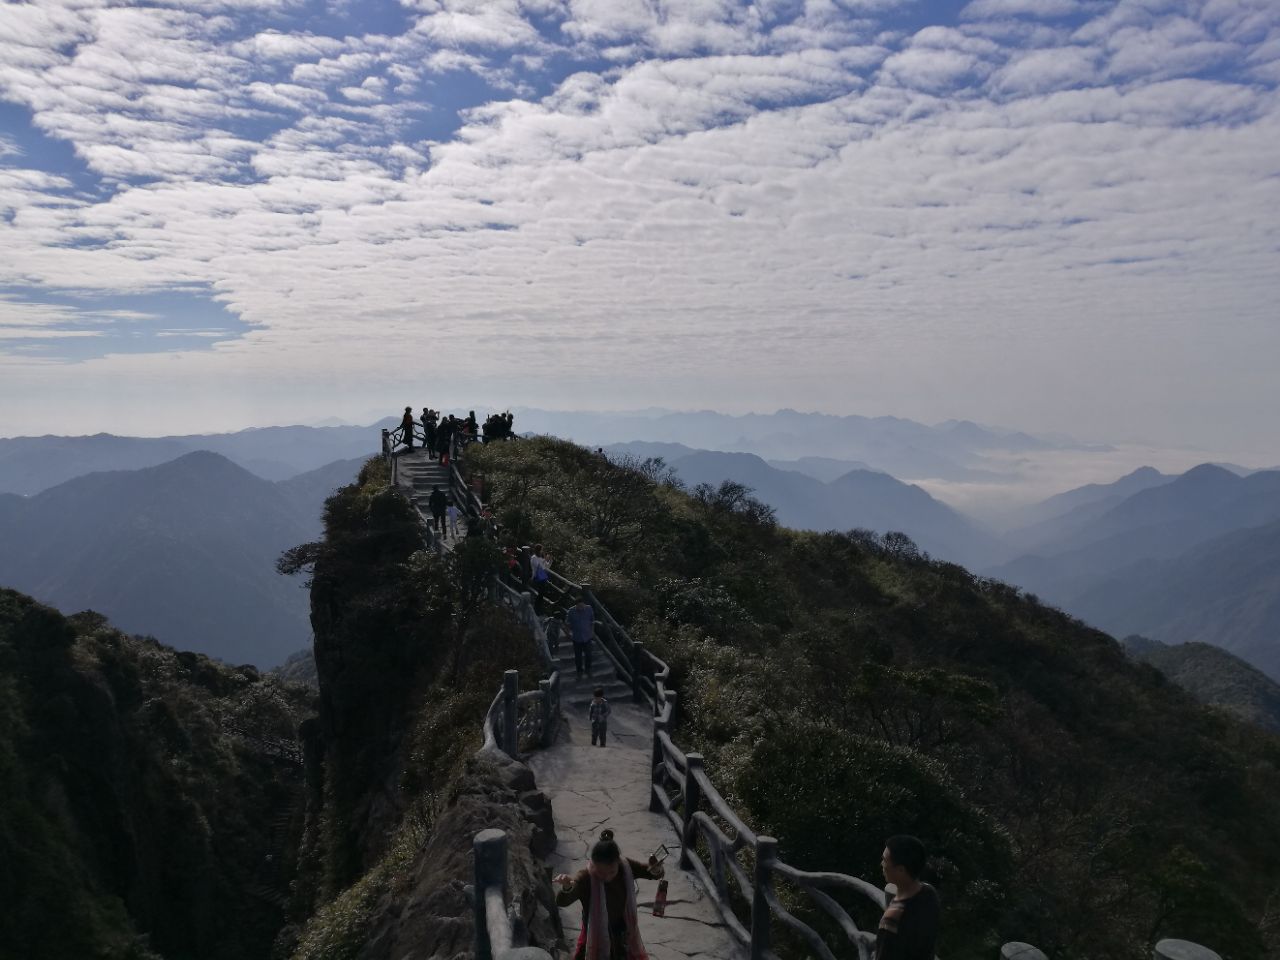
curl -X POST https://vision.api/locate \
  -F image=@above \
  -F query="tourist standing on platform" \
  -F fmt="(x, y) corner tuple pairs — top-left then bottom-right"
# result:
(439, 416), (455, 465)
(876, 835), (941, 960)
(399, 407), (415, 450)
(567, 595), (595, 679)
(422, 409), (436, 459)
(554, 829), (663, 960)
(428, 486), (447, 535)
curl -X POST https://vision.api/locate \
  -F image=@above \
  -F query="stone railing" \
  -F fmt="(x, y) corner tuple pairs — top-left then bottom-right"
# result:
(470, 590), (562, 959)
(473, 829), (554, 960)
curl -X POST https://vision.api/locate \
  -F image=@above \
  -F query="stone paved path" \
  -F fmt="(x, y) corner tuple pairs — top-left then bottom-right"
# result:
(529, 642), (743, 960)
(394, 449), (468, 548)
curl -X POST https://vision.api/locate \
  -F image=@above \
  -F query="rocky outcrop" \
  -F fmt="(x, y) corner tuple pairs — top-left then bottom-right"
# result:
(357, 752), (562, 960)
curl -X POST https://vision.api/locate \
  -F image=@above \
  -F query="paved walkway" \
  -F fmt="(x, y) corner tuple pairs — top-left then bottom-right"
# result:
(529, 642), (742, 960)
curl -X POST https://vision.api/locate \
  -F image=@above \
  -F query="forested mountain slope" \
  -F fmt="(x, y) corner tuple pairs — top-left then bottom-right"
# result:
(1123, 636), (1280, 733)
(0, 592), (313, 960)
(466, 437), (1280, 960)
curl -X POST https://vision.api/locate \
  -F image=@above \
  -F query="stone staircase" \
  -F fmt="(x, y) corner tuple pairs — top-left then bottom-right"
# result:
(395, 450), (468, 545)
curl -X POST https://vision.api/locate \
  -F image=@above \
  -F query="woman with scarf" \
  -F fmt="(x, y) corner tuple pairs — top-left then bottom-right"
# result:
(554, 829), (663, 960)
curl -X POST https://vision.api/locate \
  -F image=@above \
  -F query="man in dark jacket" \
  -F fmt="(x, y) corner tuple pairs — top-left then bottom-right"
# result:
(566, 596), (595, 679)
(428, 486), (447, 534)
(877, 835), (941, 960)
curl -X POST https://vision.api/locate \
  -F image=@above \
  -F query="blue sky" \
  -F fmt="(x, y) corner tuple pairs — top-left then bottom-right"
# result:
(0, 0), (1278, 458)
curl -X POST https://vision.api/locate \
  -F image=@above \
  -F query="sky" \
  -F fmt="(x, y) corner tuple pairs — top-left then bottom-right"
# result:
(0, 0), (1278, 460)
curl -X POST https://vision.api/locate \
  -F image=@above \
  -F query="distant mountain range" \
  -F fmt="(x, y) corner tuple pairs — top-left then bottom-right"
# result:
(607, 442), (1001, 568)
(992, 465), (1280, 679)
(523, 407), (1105, 483)
(1073, 520), (1280, 681)
(998, 466), (1176, 542)
(0, 421), (393, 495)
(0, 451), (367, 667)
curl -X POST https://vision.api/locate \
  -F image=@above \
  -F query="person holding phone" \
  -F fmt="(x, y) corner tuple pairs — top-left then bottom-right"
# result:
(554, 829), (664, 959)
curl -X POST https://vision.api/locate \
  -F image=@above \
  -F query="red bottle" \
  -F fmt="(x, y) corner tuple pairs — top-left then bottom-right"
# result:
(652, 879), (668, 917)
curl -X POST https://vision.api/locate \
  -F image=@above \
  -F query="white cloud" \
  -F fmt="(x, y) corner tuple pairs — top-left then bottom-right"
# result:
(961, 0), (1084, 20)
(880, 47), (985, 91)
(0, 0), (1276, 454)
(992, 45), (1099, 93)
(233, 30), (348, 62)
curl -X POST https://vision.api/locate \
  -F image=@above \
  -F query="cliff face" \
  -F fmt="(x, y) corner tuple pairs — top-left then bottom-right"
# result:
(0, 591), (313, 960)
(354, 753), (560, 960)
(288, 458), (557, 959)
(302, 466), (432, 892)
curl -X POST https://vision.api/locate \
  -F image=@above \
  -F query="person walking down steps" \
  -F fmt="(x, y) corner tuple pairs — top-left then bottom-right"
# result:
(447, 501), (460, 538)
(567, 595), (595, 679)
(589, 686), (610, 747)
(428, 486), (447, 536)
(554, 829), (663, 960)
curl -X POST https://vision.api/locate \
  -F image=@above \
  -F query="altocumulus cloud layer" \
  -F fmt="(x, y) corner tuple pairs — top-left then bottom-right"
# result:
(0, 0), (1278, 449)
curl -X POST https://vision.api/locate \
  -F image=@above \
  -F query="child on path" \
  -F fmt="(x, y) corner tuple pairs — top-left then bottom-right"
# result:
(447, 502), (460, 538)
(554, 829), (663, 960)
(589, 687), (610, 747)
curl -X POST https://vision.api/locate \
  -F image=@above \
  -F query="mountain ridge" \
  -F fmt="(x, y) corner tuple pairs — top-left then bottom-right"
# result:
(0, 450), (351, 666)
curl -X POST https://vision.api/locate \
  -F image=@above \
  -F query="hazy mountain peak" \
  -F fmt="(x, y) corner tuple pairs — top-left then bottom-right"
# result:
(1125, 466), (1165, 480)
(1173, 462), (1241, 486)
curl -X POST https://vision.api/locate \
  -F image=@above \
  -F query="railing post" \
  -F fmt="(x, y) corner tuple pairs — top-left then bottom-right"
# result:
(631, 641), (645, 703)
(474, 829), (507, 960)
(1000, 945), (1048, 960)
(539, 678), (553, 748)
(1154, 941), (1222, 960)
(551, 672), (560, 737)
(681, 753), (704, 869)
(503, 670), (519, 758)
(665, 690), (678, 725)
(751, 836), (777, 960)
(381, 428), (390, 459)
(650, 714), (667, 813)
